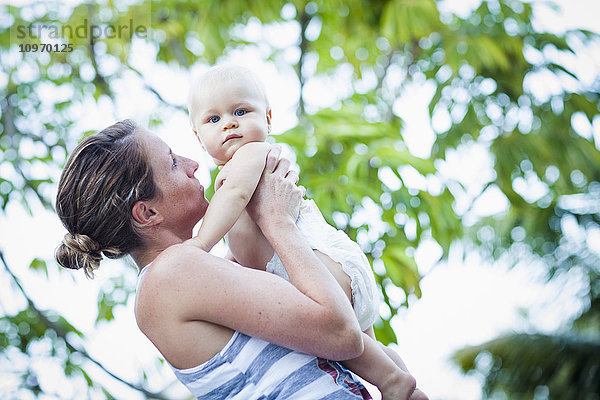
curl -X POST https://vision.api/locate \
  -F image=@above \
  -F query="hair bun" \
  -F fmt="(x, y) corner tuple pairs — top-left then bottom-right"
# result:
(56, 233), (102, 278)
(65, 233), (100, 253)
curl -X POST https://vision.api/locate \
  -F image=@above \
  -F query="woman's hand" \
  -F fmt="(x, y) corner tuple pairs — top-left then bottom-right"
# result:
(246, 145), (304, 234)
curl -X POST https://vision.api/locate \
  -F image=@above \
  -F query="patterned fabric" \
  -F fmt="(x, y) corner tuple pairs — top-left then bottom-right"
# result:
(171, 331), (372, 400)
(266, 199), (379, 331)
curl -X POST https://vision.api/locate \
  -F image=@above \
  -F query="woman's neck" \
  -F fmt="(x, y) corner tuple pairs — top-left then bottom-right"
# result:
(131, 247), (163, 273)
(131, 230), (189, 272)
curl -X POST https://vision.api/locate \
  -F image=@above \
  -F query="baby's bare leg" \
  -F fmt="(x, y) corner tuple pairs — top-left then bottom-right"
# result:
(377, 341), (409, 371)
(377, 342), (429, 400)
(311, 251), (425, 399)
(341, 332), (416, 400)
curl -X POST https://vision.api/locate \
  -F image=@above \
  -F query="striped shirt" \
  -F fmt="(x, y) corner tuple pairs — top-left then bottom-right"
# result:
(171, 331), (372, 399)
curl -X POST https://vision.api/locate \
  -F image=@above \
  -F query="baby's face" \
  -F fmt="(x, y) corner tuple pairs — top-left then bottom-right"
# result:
(192, 77), (270, 166)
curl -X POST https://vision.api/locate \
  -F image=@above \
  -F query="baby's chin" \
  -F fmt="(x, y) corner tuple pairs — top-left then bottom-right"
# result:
(213, 156), (232, 167)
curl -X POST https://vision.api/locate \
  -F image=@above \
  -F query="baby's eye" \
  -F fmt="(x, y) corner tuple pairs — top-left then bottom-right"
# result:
(209, 116), (220, 123)
(172, 155), (178, 168)
(234, 109), (246, 116)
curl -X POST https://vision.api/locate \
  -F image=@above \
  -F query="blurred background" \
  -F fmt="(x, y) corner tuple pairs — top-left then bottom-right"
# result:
(0, 0), (599, 399)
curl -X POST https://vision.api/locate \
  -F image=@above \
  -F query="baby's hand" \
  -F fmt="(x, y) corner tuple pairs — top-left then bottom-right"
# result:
(183, 236), (212, 252)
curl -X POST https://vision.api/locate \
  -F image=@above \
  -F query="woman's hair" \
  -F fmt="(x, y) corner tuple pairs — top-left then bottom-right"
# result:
(55, 119), (157, 278)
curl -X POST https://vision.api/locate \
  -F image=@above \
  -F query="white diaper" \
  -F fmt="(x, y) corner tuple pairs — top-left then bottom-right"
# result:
(266, 199), (379, 331)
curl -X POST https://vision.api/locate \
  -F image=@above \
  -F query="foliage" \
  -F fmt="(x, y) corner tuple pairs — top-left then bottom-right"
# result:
(453, 333), (600, 400)
(433, 2), (600, 399)
(0, 0), (598, 398)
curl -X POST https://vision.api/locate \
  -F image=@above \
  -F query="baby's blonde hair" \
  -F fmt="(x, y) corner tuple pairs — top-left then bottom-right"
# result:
(187, 64), (270, 132)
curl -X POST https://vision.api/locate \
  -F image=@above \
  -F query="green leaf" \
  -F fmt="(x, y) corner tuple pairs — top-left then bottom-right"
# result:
(28, 258), (48, 277)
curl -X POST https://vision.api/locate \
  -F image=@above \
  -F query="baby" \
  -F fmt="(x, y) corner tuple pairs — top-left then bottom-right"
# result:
(186, 64), (426, 400)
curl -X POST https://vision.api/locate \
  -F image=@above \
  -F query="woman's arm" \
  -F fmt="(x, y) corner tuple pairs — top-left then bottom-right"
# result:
(186, 142), (271, 251)
(244, 153), (357, 324)
(153, 234), (362, 360)
(140, 152), (363, 361)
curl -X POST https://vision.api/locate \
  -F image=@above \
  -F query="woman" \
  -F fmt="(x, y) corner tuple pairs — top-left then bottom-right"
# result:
(55, 120), (371, 399)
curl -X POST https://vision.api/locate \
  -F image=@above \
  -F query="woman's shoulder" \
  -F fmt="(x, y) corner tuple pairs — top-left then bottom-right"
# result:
(149, 243), (212, 280)
(157, 242), (204, 261)
(145, 243), (241, 290)
(136, 244), (220, 319)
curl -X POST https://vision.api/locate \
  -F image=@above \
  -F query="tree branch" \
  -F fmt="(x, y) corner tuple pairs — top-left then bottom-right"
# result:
(86, 4), (114, 102)
(295, 10), (309, 118)
(127, 64), (187, 113)
(0, 250), (176, 400)
(0, 92), (52, 211)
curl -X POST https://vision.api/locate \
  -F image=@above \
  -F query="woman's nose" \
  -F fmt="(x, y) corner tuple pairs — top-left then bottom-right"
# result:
(183, 157), (199, 176)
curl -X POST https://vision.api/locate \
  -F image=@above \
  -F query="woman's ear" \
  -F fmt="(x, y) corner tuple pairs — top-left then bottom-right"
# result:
(266, 108), (272, 134)
(132, 200), (164, 226)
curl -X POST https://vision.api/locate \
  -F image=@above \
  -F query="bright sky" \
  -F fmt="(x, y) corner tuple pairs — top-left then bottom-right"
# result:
(1, 1), (599, 399)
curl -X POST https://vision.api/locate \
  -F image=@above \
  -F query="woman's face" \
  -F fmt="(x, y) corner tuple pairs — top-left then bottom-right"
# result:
(136, 128), (208, 238)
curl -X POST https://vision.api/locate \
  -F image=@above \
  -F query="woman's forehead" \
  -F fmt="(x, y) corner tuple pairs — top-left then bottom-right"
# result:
(136, 128), (168, 151)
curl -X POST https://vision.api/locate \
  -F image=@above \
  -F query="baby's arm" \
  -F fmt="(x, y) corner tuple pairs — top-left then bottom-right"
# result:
(186, 142), (271, 251)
